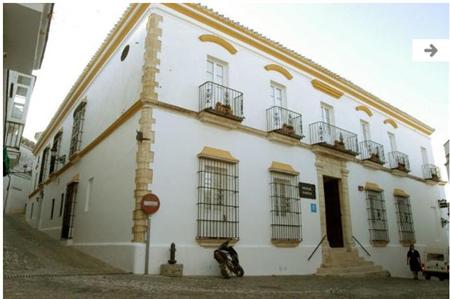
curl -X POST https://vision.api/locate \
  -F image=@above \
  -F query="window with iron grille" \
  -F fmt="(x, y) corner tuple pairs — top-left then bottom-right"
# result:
(38, 147), (50, 184)
(70, 102), (86, 156)
(49, 131), (63, 174)
(395, 196), (415, 242)
(270, 172), (302, 241)
(366, 190), (389, 242)
(197, 158), (238, 240)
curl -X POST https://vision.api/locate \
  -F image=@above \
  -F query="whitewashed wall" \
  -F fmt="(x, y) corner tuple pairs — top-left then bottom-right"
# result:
(156, 6), (435, 180)
(148, 5), (446, 277)
(26, 8), (153, 272)
(149, 109), (321, 275)
(347, 162), (448, 277)
(25, 4), (446, 277)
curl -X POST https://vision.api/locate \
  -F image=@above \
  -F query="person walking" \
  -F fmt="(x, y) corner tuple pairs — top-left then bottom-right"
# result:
(407, 244), (422, 280)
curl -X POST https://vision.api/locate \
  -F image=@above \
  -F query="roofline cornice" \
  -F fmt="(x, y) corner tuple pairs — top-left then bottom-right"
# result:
(170, 3), (433, 136)
(33, 3), (150, 154)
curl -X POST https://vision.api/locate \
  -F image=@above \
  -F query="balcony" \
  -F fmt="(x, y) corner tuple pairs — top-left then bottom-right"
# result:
(4, 121), (24, 149)
(423, 164), (440, 181)
(309, 121), (359, 156)
(199, 81), (244, 124)
(388, 151), (410, 173)
(266, 106), (303, 140)
(359, 140), (385, 165)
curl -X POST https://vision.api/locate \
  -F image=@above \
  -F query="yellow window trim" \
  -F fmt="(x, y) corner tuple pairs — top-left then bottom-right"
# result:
(269, 161), (299, 176)
(172, 4), (434, 135)
(199, 34), (237, 54)
(355, 105), (373, 117)
(365, 182), (383, 192)
(384, 118), (398, 129)
(197, 146), (239, 163)
(393, 188), (409, 197)
(311, 79), (344, 99)
(264, 64), (293, 80)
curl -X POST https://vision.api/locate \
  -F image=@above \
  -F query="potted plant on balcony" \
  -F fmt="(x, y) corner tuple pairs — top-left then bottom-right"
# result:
(214, 93), (233, 116)
(279, 123), (295, 135)
(430, 169), (440, 181)
(368, 148), (382, 164)
(215, 101), (233, 116)
(334, 133), (346, 151)
(396, 157), (407, 172)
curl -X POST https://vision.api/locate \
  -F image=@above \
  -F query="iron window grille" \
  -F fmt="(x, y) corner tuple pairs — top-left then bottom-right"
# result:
(395, 196), (415, 242)
(69, 102), (86, 156)
(49, 131), (63, 174)
(365, 190), (389, 242)
(197, 158), (239, 240)
(270, 172), (302, 241)
(38, 147), (50, 184)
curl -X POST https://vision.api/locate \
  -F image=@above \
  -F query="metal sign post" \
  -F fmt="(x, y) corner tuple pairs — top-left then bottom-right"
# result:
(145, 217), (151, 275)
(141, 193), (160, 275)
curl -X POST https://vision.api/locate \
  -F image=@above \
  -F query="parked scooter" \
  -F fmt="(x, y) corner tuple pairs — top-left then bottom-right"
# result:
(213, 240), (244, 278)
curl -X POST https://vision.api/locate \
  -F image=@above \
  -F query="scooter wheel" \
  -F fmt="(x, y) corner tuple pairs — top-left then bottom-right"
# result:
(220, 265), (231, 279)
(236, 265), (244, 277)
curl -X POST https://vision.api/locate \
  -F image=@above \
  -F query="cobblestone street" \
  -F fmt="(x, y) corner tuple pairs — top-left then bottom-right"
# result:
(4, 214), (449, 298)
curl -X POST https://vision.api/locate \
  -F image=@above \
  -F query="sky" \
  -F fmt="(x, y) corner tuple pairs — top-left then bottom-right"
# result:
(24, 2), (449, 179)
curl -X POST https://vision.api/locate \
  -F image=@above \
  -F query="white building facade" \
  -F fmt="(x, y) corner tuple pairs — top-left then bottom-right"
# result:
(26, 4), (447, 278)
(3, 138), (34, 214)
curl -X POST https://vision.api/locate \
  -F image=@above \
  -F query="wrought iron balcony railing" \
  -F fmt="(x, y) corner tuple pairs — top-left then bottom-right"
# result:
(4, 121), (24, 149)
(309, 121), (359, 155)
(199, 81), (244, 121)
(266, 106), (303, 140)
(388, 151), (410, 172)
(423, 164), (440, 181)
(359, 140), (385, 165)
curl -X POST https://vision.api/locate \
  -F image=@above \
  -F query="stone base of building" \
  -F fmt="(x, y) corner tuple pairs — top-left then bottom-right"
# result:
(160, 264), (183, 277)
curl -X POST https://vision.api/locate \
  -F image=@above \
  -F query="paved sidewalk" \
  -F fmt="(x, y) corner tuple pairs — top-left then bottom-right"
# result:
(4, 214), (449, 298)
(3, 214), (122, 277)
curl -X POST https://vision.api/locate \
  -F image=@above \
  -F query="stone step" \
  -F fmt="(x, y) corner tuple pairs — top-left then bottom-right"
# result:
(317, 269), (390, 278)
(327, 250), (359, 258)
(317, 264), (384, 275)
(321, 260), (374, 268)
(324, 256), (368, 264)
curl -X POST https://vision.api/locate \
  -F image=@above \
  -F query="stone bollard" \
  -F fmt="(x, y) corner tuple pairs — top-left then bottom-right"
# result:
(160, 242), (183, 277)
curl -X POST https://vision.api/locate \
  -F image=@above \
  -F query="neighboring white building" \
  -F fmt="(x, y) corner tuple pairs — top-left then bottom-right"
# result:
(3, 3), (53, 167)
(3, 138), (35, 214)
(26, 4), (447, 278)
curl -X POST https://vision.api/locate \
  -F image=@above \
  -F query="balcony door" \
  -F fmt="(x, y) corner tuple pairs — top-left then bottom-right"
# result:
(206, 59), (225, 85)
(421, 147), (429, 165)
(360, 120), (372, 155)
(206, 58), (228, 107)
(388, 132), (397, 152)
(320, 103), (335, 144)
(360, 120), (371, 142)
(270, 83), (286, 129)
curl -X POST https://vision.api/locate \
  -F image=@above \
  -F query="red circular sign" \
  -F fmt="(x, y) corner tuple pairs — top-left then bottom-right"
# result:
(141, 193), (160, 215)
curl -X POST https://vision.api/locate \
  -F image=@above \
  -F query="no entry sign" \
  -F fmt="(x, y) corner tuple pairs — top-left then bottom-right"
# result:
(141, 193), (160, 215)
